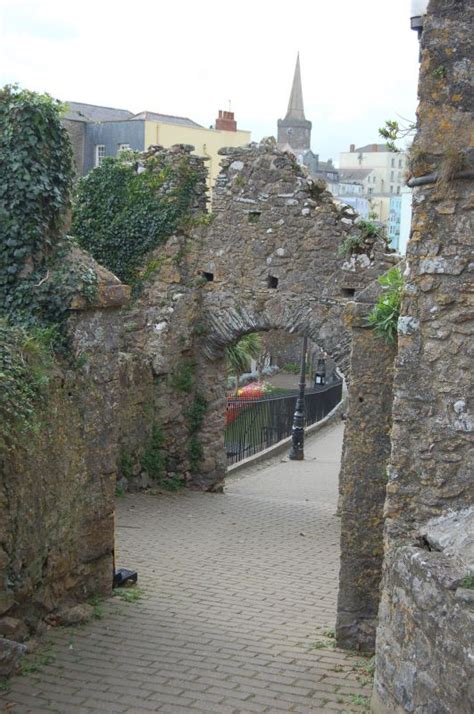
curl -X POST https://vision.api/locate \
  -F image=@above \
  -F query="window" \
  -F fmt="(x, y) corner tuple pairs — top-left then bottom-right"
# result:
(391, 158), (395, 168)
(118, 143), (131, 152)
(95, 145), (105, 167)
(390, 171), (394, 180)
(398, 159), (403, 168)
(397, 186), (401, 194)
(368, 187), (373, 195)
(390, 185), (394, 194)
(267, 276), (278, 289)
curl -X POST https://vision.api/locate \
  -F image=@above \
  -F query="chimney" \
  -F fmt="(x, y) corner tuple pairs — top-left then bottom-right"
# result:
(216, 110), (237, 132)
(350, 143), (355, 152)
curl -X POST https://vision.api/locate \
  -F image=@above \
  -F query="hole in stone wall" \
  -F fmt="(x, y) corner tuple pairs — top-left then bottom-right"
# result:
(248, 211), (261, 224)
(267, 276), (279, 289)
(200, 271), (214, 282)
(359, 396), (364, 403)
(341, 288), (356, 297)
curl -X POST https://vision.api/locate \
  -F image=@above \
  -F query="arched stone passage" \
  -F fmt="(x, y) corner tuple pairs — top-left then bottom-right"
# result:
(200, 296), (351, 374)
(192, 298), (350, 493)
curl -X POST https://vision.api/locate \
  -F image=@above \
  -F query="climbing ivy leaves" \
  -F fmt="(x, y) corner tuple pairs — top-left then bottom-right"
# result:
(72, 152), (200, 286)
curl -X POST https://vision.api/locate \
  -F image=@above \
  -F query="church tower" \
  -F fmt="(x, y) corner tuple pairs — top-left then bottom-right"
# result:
(277, 53), (312, 154)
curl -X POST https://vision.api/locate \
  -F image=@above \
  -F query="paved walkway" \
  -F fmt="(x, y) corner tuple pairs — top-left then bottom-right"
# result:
(0, 422), (372, 713)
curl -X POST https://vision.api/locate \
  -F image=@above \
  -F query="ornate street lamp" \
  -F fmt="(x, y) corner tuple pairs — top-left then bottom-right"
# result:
(314, 357), (326, 387)
(289, 336), (308, 461)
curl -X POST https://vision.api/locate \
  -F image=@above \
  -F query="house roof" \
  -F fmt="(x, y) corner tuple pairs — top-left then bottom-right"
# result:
(355, 143), (390, 153)
(64, 102), (134, 122)
(338, 168), (373, 182)
(131, 111), (203, 129)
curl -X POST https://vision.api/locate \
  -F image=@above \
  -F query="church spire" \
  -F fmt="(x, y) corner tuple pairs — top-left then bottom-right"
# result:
(277, 53), (312, 153)
(285, 52), (306, 121)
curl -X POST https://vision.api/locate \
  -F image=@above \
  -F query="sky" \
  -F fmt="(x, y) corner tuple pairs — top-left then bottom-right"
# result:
(0, 0), (420, 165)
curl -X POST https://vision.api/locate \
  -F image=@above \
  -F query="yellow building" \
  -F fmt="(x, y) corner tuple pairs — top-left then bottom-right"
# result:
(63, 102), (251, 190)
(140, 111), (251, 188)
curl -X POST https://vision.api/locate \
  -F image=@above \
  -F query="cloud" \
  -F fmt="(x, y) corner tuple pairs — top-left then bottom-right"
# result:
(0, 0), (420, 162)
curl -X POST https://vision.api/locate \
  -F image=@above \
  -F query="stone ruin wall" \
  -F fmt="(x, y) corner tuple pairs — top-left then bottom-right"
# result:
(0, 267), (129, 640)
(372, 1), (473, 711)
(336, 279), (397, 654)
(119, 140), (397, 493)
(1, 138), (397, 671)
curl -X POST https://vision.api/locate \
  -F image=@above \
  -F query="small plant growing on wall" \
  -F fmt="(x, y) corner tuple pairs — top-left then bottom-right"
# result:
(368, 267), (403, 344)
(140, 424), (165, 481)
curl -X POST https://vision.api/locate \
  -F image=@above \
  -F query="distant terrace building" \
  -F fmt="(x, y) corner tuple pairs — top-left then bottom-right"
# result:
(62, 102), (251, 187)
(339, 143), (409, 225)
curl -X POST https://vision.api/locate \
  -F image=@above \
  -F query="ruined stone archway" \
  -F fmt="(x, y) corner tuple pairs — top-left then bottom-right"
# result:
(192, 297), (352, 492)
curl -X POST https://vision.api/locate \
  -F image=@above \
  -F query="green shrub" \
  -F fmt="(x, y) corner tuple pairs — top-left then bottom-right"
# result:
(282, 362), (300, 374)
(72, 152), (199, 286)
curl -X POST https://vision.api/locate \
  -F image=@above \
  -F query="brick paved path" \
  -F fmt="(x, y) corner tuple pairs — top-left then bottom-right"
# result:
(0, 422), (372, 713)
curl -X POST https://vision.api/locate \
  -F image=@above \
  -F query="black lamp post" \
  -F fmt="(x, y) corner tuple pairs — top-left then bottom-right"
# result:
(314, 357), (326, 388)
(289, 336), (308, 461)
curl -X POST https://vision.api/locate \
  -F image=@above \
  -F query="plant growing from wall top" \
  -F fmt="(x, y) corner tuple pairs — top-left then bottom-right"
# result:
(72, 151), (200, 287)
(368, 267), (403, 344)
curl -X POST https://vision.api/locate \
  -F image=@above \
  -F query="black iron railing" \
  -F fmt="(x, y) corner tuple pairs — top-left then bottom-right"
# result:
(225, 381), (343, 466)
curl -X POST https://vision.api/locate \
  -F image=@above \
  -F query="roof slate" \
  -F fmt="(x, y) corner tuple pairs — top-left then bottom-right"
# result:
(131, 111), (203, 129)
(64, 102), (134, 122)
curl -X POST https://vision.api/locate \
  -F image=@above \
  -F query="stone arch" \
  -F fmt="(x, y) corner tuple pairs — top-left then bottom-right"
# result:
(192, 296), (350, 492)
(200, 296), (351, 375)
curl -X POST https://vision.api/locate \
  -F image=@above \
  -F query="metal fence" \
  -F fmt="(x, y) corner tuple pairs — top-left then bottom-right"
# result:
(225, 381), (343, 466)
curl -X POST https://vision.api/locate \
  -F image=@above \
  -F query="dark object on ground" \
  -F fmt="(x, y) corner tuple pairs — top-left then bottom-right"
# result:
(113, 568), (138, 588)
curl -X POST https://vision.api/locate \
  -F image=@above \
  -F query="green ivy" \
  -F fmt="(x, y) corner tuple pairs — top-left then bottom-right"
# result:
(185, 393), (208, 433)
(367, 267), (403, 344)
(72, 151), (200, 286)
(0, 86), (103, 444)
(141, 424), (166, 481)
(188, 436), (204, 471)
(0, 321), (56, 449)
(171, 360), (195, 393)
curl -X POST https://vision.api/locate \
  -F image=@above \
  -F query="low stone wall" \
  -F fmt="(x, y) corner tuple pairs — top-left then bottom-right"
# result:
(373, 536), (473, 712)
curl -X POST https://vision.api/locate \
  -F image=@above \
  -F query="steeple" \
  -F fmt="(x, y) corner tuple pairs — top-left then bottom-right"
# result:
(277, 53), (312, 154)
(285, 53), (306, 121)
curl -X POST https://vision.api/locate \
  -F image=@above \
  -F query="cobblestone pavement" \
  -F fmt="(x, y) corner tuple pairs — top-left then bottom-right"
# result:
(0, 422), (373, 713)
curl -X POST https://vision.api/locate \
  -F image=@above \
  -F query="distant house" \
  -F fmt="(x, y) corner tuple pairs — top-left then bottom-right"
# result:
(62, 102), (251, 187)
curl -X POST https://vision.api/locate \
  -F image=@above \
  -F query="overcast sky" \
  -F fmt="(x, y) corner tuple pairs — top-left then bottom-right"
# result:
(0, 0), (420, 164)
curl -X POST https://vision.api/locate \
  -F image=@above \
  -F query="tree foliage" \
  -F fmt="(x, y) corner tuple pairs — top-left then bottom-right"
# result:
(379, 118), (416, 153)
(226, 333), (263, 392)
